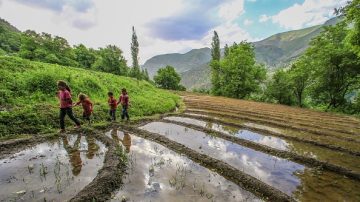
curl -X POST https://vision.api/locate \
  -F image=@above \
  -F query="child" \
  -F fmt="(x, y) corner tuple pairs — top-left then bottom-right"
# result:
(108, 92), (117, 121)
(74, 93), (93, 124)
(57, 80), (81, 132)
(117, 88), (130, 121)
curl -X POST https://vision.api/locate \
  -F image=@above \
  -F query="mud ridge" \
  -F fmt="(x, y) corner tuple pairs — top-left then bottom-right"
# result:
(160, 119), (360, 181)
(184, 107), (360, 142)
(177, 114), (360, 157)
(185, 106), (360, 137)
(119, 124), (294, 202)
(70, 132), (127, 202)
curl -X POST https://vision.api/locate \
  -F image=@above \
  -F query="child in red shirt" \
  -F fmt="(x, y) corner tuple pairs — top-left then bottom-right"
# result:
(57, 81), (81, 132)
(108, 92), (117, 121)
(117, 88), (130, 121)
(74, 93), (93, 124)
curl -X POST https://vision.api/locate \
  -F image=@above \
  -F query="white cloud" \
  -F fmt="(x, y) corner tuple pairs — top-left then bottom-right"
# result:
(243, 19), (253, 26)
(0, 0), (252, 63)
(259, 14), (270, 23)
(269, 0), (347, 29)
(218, 0), (245, 22)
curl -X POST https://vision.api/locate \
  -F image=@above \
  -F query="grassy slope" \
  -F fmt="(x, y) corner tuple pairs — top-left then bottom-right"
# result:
(0, 56), (180, 136)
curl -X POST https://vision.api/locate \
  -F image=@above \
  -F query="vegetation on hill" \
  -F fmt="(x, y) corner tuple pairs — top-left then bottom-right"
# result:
(0, 56), (180, 136)
(0, 18), (149, 81)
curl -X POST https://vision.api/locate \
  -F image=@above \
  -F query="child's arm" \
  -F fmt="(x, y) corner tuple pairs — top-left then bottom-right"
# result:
(73, 101), (81, 107)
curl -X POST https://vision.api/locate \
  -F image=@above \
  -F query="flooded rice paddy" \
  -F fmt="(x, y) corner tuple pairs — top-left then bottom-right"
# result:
(140, 121), (360, 201)
(140, 122), (305, 195)
(0, 134), (106, 201)
(107, 130), (260, 202)
(165, 116), (360, 172)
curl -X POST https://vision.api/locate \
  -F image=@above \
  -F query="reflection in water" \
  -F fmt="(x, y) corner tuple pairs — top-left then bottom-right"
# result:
(140, 122), (304, 195)
(109, 129), (132, 153)
(62, 135), (82, 176)
(165, 116), (360, 172)
(86, 135), (100, 159)
(0, 135), (106, 201)
(109, 134), (260, 202)
(165, 116), (290, 151)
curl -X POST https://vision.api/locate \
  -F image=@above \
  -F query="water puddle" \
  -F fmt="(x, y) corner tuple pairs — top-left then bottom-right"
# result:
(0, 134), (106, 201)
(171, 116), (360, 172)
(140, 122), (304, 195)
(106, 130), (260, 202)
(164, 116), (290, 151)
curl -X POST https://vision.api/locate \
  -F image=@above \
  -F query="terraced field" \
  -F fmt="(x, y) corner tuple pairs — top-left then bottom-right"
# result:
(1, 93), (359, 201)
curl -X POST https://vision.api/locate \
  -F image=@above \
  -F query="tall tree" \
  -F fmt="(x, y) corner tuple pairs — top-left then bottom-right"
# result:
(289, 58), (312, 107)
(219, 42), (266, 99)
(266, 69), (294, 105)
(305, 22), (360, 109)
(210, 31), (221, 95)
(130, 26), (141, 79)
(73, 44), (96, 68)
(224, 44), (229, 57)
(340, 0), (360, 56)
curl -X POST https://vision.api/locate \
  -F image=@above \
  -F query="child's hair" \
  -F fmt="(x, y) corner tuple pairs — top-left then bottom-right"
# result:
(78, 93), (87, 101)
(108, 92), (113, 96)
(57, 80), (71, 92)
(121, 88), (127, 94)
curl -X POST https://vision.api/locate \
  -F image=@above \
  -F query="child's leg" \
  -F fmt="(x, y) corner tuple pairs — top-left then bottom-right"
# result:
(112, 109), (116, 121)
(124, 107), (129, 120)
(121, 107), (125, 120)
(66, 108), (81, 126)
(60, 108), (66, 129)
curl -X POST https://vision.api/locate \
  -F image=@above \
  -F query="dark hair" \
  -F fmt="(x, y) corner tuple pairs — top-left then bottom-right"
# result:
(121, 88), (127, 93)
(57, 80), (71, 92)
(78, 93), (87, 101)
(108, 92), (113, 96)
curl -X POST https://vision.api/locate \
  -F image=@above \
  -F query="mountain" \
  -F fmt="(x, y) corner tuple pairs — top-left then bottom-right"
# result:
(142, 47), (211, 78)
(143, 17), (341, 90)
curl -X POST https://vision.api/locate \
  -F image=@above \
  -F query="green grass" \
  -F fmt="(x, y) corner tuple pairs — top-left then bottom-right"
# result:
(0, 56), (180, 137)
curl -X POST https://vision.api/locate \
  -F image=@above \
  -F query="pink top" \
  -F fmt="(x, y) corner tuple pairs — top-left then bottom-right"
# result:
(58, 90), (73, 108)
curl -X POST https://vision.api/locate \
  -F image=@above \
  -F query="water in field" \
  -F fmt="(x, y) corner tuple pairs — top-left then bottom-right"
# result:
(140, 122), (360, 200)
(168, 116), (360, 173)
(0, 134), (106, 201)
(107, 130), (260, 202)
(140, 122), (304, 195)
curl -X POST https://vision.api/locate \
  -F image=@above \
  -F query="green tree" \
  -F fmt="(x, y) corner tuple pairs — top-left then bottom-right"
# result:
(219, 42), (266, 99)
(73, 44), (96, 68)
(224, 44), (229, 57)
(288, 58), (312, 107)
(92, 45), (128, 75)
(154, 65), (185, 90)
(305, 22), (360, 109)
(266, 69), (294, 105)
(130, 26), (141, 79)
(210, 31), (221, 95)
(341, 0), (360, 56)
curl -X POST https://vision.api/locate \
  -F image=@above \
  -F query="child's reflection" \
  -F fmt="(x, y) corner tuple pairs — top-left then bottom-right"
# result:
(62, 134), (82, 176)
(110, 129), (131, 153)
(86, 135), (99, 159)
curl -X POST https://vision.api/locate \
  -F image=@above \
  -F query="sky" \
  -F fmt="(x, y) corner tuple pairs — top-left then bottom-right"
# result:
(0, 0), (347, 64)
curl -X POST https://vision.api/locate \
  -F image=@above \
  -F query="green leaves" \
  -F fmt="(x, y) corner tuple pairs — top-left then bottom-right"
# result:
(154, 65), (184, 91)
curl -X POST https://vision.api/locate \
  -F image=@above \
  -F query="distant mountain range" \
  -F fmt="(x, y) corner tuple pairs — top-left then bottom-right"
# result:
(142, 17), (341, 90)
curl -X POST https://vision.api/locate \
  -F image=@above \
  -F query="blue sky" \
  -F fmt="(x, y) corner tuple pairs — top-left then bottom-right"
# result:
(0, 0), (348, 63)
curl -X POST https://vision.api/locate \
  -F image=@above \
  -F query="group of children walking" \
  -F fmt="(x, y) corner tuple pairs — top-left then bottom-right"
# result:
(57, 80), (130, 132)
